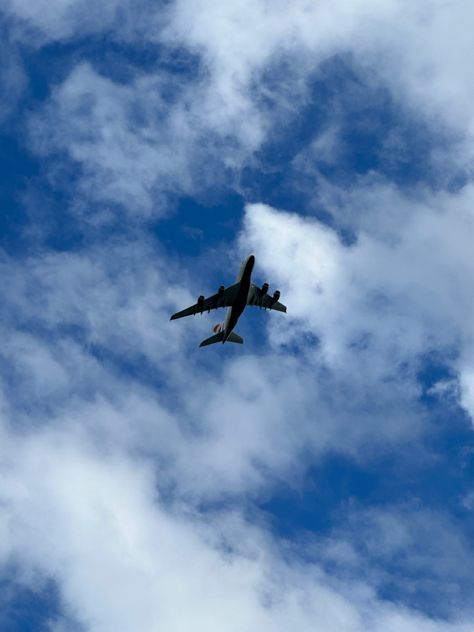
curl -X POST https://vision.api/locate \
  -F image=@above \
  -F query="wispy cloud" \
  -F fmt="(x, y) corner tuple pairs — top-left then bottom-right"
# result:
(241, 194), (474, 424)
(1, 0), (474, 629)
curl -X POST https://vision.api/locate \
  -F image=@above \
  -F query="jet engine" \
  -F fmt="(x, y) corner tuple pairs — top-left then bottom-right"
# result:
(197, 295), (205, 310)
(217, 285), (225, 298)
(272, 290), (280, 302)
(260, 282), (269, 295)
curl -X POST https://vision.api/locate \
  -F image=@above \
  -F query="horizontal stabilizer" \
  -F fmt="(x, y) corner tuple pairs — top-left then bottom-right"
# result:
(199, 331), (224, 347)
(227, 332), (243, 344)
(199, 331), (244, 347)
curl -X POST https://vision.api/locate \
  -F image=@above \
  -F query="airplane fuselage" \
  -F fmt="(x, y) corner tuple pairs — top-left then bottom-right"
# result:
(222, 254), (255, 342)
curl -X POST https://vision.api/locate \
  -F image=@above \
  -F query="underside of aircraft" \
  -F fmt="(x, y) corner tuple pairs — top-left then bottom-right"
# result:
(170, 255), (287, 347)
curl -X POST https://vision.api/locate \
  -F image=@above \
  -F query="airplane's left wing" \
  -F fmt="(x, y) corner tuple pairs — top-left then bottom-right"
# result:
(170, 283), (240, 320)
(247, 283), (287, 313)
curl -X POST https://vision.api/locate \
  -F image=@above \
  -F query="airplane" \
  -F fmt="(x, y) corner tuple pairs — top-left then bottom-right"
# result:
(170, 254), (287, 347)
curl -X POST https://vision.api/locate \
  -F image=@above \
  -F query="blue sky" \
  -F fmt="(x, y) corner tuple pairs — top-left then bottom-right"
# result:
(1, 1), (474, 630)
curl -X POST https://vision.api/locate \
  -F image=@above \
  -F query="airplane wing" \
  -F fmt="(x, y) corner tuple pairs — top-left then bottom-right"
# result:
(170, 283), (240, 320)
(247, 283), (287, 313)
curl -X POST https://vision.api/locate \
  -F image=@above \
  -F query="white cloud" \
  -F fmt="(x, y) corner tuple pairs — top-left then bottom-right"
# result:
(241, 194), (474, 424)
(13, 0), (474, 221)
(344, 505), (473, 585)
(0, 239), (436, 501)
(163, 0), (474, 175)
(0, 184), (468, 632)
(2, 1), (474, 629)
(0, 179), (471, 632)
(0, 42), (26, 125)
(1, 421), (473, 632)
(28, 63), (196, 216)
(27, 59), (264, 216)
(2, 0), (144, 43)
(460, 368), (474, 422)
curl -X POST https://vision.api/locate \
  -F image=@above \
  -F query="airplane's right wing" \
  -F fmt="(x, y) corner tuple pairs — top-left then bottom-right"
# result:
(170, 283), (240, 320)
(247, 283), (287, 313)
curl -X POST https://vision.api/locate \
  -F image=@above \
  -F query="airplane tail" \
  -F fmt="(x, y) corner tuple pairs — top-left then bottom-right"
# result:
(199, 331), (243, 347)
(227, 332), (244, 344)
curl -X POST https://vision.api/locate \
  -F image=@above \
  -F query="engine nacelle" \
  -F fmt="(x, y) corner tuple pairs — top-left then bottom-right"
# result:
(272, 290), (280, 302)
(197, 295), (205, 308)
(217, 285), (225, 297)
(213, 323), (224, 333)
(261, 282), (269, 296)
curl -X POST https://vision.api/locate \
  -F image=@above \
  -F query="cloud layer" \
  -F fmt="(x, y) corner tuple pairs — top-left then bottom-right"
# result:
(1, 0), (474, 630)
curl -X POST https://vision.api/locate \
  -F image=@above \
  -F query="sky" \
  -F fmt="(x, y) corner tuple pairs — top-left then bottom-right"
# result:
(0, 0), (474, 630)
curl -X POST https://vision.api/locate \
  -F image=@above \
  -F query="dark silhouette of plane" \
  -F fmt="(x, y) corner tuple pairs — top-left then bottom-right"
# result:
(170, 255), (287, 347)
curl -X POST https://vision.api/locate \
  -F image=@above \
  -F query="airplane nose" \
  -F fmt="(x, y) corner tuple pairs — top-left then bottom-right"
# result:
(245, 255), (255, 274)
